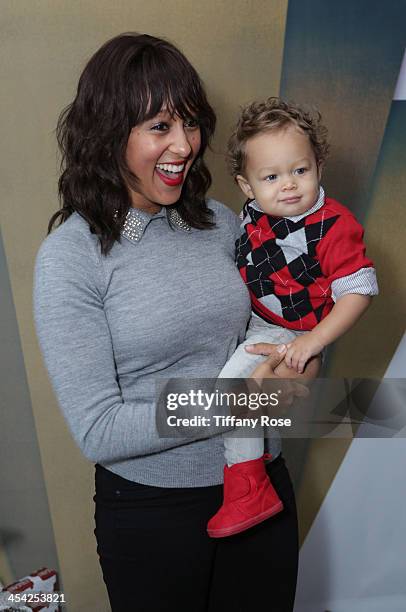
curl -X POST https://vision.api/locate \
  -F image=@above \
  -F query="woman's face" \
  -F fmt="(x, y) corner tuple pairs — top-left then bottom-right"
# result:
(125, 109), (201, 213)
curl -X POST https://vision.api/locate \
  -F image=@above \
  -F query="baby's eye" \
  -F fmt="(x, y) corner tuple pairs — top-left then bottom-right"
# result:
(150, 122), (169, 132)
(184, 117), (199, 129)
(265, 174), (277, 182)
(294, 167), (307, 175)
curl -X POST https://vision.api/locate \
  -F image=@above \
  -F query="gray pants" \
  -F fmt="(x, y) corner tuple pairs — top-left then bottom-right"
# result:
(218, 315), (299, 466)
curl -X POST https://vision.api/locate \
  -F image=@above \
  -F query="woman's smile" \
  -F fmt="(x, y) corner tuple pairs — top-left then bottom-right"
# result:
(155, 160), (186, 186)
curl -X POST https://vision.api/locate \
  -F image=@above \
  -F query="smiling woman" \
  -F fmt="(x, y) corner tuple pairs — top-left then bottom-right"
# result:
(51, 33), (216, 254)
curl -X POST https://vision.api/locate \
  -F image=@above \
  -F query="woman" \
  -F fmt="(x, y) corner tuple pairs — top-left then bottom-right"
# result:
(34, 33), (300, 611)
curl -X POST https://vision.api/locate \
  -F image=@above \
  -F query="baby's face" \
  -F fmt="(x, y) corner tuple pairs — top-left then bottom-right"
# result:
(237, 124), (320, 217)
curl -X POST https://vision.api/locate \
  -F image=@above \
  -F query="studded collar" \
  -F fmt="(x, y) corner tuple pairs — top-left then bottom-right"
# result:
(121, 206), (191, 243)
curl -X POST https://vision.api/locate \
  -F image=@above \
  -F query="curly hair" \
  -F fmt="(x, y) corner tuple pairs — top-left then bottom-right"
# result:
(227, 97), (329, 178)
(49, 33), (217, 255)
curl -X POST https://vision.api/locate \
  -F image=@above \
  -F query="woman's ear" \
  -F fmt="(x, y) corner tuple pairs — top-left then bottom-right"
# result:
(236, 175), (255, 200)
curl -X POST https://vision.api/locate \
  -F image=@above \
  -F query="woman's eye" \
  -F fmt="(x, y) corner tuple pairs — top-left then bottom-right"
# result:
(184, 117), (199, 129)
(295, 167), (307, 175)
(265, 174), (277, 182)
(150, 122), (169, 132)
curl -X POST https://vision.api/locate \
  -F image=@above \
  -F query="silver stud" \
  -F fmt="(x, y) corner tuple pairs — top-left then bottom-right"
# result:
(120, 206), (191, 244)
(168, 208), (191, 232)
(122, 210), (145, 242)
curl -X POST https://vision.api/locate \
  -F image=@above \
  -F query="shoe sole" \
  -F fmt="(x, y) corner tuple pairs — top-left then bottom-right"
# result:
(207, 501), (284, 538)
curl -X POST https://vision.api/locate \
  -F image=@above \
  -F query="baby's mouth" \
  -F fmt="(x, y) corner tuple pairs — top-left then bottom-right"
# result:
(280, 196), (301, 203)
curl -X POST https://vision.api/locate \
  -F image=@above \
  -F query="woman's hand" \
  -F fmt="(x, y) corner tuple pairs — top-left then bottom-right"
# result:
(248, 344), (288, 384)
(246, 342), (317, 408)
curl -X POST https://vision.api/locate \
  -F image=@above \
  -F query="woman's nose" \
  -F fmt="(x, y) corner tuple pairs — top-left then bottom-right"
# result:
(169, 124), (192, 157)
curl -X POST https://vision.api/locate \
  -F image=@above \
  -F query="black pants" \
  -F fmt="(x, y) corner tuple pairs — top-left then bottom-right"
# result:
(94, 455), (298, 612)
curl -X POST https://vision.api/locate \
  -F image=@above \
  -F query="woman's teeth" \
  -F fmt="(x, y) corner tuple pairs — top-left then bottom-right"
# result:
(156, 163), (185, 174)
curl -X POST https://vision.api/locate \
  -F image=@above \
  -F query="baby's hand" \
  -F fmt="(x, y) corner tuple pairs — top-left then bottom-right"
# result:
(283, 333), (324, 374)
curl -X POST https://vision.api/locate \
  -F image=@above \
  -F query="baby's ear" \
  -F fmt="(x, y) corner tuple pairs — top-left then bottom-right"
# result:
(317, 163), (323, 181)
(236, 175), (255, 200)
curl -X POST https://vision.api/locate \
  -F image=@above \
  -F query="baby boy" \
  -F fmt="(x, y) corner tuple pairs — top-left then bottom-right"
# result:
(207, 97), (378, 538)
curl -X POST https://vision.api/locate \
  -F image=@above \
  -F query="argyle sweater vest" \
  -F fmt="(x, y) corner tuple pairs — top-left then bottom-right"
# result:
(236, 197), (374, 331)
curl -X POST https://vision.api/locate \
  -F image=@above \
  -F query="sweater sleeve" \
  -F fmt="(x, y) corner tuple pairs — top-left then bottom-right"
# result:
(33, 230), (211, 464)
(316, 211), (375, 284)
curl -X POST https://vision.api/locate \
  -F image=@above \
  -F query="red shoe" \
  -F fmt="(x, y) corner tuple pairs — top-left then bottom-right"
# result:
(207, 455), (283, 538)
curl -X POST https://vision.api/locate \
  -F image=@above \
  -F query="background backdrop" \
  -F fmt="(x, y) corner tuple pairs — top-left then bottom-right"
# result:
(0, 1), (405, 610)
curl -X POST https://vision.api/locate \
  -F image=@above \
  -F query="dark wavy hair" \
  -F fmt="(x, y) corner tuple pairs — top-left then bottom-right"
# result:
(49, 33), (217, 255)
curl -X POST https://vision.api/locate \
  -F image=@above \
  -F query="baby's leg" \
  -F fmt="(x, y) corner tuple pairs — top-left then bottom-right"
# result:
(219, 317), (298, 378)
(207, 319), (290, 537)
(219, 318), (297, 466)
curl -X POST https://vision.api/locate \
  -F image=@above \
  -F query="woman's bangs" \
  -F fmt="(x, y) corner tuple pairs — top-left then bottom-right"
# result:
(137, 70), (206, 124)
(127, 43), (213, 127)
(165, 75), (203, 120)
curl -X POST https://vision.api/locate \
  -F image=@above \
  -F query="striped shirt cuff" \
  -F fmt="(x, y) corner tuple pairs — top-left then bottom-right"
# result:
(331, 267), (379, 302)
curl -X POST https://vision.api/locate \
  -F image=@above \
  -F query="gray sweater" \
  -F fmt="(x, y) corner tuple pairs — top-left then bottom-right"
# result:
(34, 199), (281, 487)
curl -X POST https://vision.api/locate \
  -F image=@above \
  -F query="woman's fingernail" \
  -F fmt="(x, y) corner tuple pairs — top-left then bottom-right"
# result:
(277, 344), (286, 353)
(245, 345), (254, 352)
